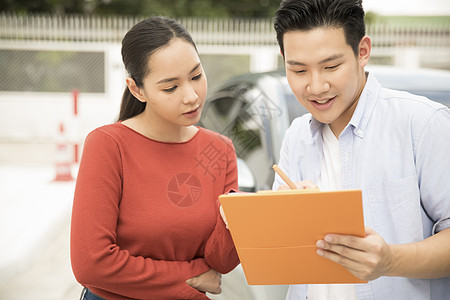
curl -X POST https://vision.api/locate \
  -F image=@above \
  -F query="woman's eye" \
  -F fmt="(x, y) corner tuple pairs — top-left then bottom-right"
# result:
(192, 73), (203, 80)
(163, 86), (177, 93)
(294, 70), (306, 74)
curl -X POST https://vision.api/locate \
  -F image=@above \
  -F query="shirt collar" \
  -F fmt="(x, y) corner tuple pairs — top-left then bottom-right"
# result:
(309, 115), (322, 137)
(349, 72), (382, 138)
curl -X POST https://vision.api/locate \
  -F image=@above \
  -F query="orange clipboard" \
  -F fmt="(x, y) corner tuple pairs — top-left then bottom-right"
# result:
(219, 189), (367, 285)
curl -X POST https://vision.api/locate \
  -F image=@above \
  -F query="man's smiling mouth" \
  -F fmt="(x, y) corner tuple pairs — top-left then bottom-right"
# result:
(311, 96), (336, 104)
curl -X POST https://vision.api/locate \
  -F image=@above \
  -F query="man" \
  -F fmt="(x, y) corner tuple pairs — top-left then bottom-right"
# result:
(272, 0), (450, 299)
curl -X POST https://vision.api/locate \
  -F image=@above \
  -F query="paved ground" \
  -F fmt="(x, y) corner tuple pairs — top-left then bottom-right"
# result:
(0, 164), (82, 299)
(0, 218), (82, 299)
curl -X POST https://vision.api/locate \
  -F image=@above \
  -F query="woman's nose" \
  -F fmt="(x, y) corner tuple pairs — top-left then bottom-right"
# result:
(183, 84), (198, 104)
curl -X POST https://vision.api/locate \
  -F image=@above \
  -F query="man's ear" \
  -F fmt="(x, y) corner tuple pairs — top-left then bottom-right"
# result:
(126, 77), (146, 103)
(358, 36), (371, 68)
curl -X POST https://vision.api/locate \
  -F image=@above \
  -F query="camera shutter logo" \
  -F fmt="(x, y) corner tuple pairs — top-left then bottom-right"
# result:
(167, 173), (202, 207)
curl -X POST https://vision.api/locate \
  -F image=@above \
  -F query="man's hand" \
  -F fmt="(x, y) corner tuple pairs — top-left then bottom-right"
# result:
(277, 180), (319, 191)
(186, 269), (222, 294)
(315, 227), (393, 281)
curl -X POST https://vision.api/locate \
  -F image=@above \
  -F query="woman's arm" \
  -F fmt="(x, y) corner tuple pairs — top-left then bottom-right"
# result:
(203, 138), (240, 274)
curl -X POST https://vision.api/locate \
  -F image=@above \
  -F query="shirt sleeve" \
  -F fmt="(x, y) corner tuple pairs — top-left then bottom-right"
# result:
(203, 138), (240, 274)
(70, 129), (210, 300)
(415, 107), (450, 234)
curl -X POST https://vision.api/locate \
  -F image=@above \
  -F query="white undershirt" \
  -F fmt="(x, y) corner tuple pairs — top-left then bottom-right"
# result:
(306, 125), (357, 300)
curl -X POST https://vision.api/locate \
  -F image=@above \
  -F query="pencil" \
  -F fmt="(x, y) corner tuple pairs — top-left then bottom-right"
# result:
(272, 164), (297, 190)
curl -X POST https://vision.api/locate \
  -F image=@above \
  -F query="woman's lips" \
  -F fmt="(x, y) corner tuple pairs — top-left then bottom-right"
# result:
(183, 106), (200, 117)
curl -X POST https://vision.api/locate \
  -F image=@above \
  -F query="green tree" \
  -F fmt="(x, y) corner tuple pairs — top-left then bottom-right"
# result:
(0, 0), (282, 17)
(0, 0), (85, 14)
(364, 11), (379, 26)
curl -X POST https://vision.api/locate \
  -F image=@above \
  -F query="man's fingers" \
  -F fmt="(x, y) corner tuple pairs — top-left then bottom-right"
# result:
(320, 233), (365, 251)
(297, 180), (319, 189)
(317, 240), (366, 262)
(316, 248), (371, 280)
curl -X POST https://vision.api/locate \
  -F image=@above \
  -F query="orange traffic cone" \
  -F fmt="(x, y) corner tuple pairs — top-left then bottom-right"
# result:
(53, 122), (74, 182)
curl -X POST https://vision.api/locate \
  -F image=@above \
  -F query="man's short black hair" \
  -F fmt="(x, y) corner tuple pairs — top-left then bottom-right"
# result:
(274, 0), (366, 56)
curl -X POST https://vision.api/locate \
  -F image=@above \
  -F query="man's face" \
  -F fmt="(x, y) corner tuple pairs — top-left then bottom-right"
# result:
(283, 27), (370, 136)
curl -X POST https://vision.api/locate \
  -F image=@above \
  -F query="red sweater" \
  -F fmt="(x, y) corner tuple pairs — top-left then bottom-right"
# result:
(71, 123), (240, 300)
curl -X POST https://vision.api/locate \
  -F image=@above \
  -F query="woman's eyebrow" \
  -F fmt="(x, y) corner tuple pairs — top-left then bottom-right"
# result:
(189, 63), (201, 74)
(156, 63), (201, 84)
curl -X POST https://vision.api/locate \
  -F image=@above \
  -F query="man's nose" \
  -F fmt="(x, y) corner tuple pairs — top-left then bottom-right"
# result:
(306, 72), (330, 95)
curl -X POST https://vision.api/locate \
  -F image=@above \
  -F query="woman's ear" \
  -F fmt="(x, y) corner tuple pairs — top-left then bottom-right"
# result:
(358, 35), (371, 68)
(126, 77), (146, 103)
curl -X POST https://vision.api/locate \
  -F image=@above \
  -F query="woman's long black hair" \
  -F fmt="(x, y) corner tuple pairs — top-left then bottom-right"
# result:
(118, 17), (197, 122)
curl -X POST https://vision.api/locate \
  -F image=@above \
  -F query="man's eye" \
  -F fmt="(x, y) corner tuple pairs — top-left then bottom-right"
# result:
(326, 64), (340, 70)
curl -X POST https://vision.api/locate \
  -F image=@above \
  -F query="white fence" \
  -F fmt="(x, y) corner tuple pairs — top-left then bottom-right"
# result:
(1, 13), (449, 48)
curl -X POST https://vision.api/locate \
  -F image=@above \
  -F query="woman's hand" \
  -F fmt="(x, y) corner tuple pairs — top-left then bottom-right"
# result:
(219, 205), (229, 229)
(186, 269), (222, 294)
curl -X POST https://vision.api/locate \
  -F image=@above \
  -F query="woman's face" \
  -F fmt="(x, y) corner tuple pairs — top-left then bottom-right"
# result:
(137, 38), (207, 128)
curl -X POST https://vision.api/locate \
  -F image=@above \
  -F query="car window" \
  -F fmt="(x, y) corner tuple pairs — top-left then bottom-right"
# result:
(201, 90), (264, 160)
(202, 86), (279, 190)
(278, 77), (309, 123)
(402, 91), (450, 107)
(201, 95), (243, 133)
(285, 93), (309, 123)
(368, 67), (450, 107)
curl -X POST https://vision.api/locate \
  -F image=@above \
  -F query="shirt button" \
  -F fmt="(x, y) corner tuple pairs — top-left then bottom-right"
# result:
(356, 129), (363, 135)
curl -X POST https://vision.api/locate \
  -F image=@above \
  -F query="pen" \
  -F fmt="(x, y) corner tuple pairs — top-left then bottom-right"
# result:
(272, 164), (297, 190)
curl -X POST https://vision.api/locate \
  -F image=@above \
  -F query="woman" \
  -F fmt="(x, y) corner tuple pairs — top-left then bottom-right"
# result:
(70, 17), (239, 300)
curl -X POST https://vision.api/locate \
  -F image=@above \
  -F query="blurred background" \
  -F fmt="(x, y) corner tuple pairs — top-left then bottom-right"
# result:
(0, 0), (449, 299)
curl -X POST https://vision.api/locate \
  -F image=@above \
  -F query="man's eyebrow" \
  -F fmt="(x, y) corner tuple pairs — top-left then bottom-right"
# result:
(286, 60), (306, 66)
(156, 63), (201, 84)
(286, 54), (344, 66)
(318, 54), (344, 64)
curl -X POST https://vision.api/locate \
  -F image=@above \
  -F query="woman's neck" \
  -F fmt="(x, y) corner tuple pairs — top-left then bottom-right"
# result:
(122, 113), (198, 143)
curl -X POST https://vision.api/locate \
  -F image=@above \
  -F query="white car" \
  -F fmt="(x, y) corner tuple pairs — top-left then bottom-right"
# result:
(200, 66), (450, 300)
(201, 65), (450, 192)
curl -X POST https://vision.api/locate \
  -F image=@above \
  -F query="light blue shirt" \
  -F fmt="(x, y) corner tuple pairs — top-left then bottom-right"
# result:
(273, 73), (450, 300)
